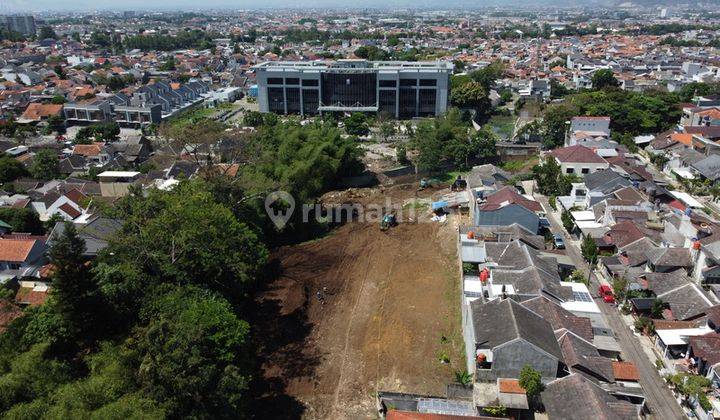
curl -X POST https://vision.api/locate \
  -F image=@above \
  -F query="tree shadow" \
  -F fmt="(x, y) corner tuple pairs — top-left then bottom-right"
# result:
(246, 258), (322, 419)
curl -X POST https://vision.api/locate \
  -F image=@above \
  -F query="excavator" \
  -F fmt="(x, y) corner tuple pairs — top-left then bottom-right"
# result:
(380, 213), (398, 231)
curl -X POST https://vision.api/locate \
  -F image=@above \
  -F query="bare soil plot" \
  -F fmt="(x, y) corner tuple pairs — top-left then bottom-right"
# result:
(251, 185), (464, 419)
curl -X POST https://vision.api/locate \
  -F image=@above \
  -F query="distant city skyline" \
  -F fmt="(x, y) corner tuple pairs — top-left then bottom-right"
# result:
(1, 0), (626, 13)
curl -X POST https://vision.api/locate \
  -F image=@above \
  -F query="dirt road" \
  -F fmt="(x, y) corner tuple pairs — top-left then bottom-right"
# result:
(252, 186), (464, 419)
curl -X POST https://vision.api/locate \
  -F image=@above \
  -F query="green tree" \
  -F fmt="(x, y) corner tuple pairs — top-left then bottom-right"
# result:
(29, 149), (59, 180)
(470, 61), (505, 90)
(51, 95), (67, 104)
(38, 26), (57, 40)
(0, 208), (43, 234)
(518, 364), (544, 409)
(0, 343), (72, 412)
(109, 182), (267, 294)
(591, 69), (620, 90)
(667, 373), (711, 407)
(0, 153), (28, 183)
(445, 128), (497, 170)
(413, 122), (446, 173)
(159, 57), (176, 71)
(650, 298), (668, 319)
(568, 270), (586, 284)
(135, 285), (253, 418)
(380, 121), (395, 139)
(635, 316), (655, 335)
(581, 235), (598, 265)
(396, 144), (409, 164)
(243, 111), (264, 127)
(344, 112), (369, 136)
(53, 64), (66, 80)
(107, 76), (127, 91)
(561, 210), (575, 233)
(450, 80), (491, 112)
(533, 156), (573, 196)
(612, 277), (628, 302)
(49, 223), (103, 336)
(550, 79), (570, 99)
(541, 104), (576, 148)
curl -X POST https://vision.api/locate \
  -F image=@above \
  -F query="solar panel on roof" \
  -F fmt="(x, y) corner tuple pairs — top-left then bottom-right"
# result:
(573, 291), (593, 302)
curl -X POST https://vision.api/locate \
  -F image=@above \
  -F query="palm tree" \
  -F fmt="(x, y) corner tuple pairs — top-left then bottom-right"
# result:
(455, 370), (473, 387)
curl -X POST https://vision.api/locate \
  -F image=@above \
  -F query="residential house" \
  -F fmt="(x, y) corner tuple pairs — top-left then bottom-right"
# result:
(48, 216), (122, 258)
(542, 374), (640, 420)
(474, 187), (543, 234)
(567, 116), (611, 147)
(18, 103), (64, 124)
(465, 298), (563, 381)
(98, 171), (142, 197)
(548, 145), (610, 176)
(0, 236), (47, 282)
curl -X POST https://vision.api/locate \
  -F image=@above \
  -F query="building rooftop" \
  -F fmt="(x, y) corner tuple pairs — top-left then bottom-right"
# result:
(253, 59), (453, 72)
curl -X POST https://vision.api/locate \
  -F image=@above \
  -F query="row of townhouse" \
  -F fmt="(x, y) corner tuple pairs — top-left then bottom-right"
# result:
(63, 80), (210, 127)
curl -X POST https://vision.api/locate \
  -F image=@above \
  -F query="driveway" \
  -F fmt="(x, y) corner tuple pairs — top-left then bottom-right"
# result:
(537, 195), (686, 420)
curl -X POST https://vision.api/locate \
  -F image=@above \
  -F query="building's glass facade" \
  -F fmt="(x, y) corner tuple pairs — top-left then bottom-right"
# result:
(302, 89), (320, 115)
(285, 88), (301, 114)
(254, 60), (451, 119)
(321, 72), (377, 108)
(268, 87), (285, 113)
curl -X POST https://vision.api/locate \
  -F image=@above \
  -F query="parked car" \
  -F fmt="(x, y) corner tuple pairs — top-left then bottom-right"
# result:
(553, 234), (565, 249)
(598, 285), (615, 303)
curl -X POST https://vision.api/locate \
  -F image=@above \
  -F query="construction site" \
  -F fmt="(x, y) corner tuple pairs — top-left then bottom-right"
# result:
(251, 180), (466, 419)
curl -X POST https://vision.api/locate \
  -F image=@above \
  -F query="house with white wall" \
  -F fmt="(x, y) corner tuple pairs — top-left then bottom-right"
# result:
(547, 144), (610, 175)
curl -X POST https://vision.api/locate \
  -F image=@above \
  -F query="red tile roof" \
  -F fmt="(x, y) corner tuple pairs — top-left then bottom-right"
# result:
(387, 411), (492, 420)
(612, 361), (640, 382)
(0, 238), (36, 262)
(58, 203), (81, 219)
(479, 186), (543, 213)
(689, 333), (720, 367)
(0, 300), (22, 332)
(72, 143), (103, 157)
(64, 188), (88, 207)
(14, 287), (48, 307)
(549, 145), (607, 164)
(605, 220), (644, 249)
(498, 378), (526, 394)
(20, 103), (63, 121)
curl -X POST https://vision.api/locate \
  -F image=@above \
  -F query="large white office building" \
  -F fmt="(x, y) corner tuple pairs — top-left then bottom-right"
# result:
(252, 59), (452, 119)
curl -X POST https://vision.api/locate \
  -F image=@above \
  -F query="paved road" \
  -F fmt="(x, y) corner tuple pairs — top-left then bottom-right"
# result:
(537, 195), (686, 420)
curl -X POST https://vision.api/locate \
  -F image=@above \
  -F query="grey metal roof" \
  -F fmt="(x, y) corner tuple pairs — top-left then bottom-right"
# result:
(583, 169), (631, 194)
(692, 154), (720, 181)
(470, 298), (563, 360)
(542, 374), (637, 420)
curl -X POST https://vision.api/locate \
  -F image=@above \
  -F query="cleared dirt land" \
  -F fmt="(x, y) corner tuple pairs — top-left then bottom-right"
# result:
(251, 184), (465, 419)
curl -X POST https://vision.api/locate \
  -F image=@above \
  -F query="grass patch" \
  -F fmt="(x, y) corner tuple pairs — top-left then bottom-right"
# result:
(499, 156), (538, 173)
(435, 170), (468, 183)
(487, 115), (516, 140)
(403, 200), (430, 211)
